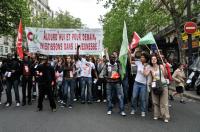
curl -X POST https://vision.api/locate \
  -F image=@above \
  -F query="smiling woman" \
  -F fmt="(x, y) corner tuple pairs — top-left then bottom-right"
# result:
(48, 0), (108, 28)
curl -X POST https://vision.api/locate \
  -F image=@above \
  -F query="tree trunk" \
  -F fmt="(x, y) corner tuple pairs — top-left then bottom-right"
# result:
(173, 17), (185, 63)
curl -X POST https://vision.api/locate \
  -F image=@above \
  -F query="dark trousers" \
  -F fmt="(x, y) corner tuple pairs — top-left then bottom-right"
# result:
(128, 74), (136, 101)
(6, 79), (20, 104)
(32, 78), (37, 98)
(0, 80), (3, 102)
(94, 78), (106, 101)
(38, 83), (56, 110)
(122, 76), (129, 104)
(22, 76), (32, 104)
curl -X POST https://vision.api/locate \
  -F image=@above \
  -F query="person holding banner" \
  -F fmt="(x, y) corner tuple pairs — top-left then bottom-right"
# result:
(130, 48), (151, 117)
(74, 56), (81, 101)
(76, 45), (97, 104)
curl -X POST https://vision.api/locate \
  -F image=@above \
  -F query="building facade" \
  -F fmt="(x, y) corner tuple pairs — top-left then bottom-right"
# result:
(0, 0), (53, 57)
(28, 0), (53, 17)
(0, 36), (12, 57)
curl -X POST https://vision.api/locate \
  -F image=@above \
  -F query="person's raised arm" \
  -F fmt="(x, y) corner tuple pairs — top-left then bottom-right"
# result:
(130, 48), (140, 64)
(76, 45), (81, 60)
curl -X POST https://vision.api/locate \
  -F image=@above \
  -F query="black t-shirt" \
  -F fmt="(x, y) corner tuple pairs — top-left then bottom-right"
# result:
(36, 63), (55, 84)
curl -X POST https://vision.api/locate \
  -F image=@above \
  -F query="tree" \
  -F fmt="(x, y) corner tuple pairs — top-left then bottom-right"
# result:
(0, 0), (31, 36)
(99, 0), (170, 53)
(29, 10), (84, 28)
(157, 0), (188, 63)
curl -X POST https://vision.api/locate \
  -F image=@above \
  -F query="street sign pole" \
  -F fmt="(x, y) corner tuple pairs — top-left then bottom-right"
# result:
(184, 20), (197, 66)
(187, 0), (192, 66)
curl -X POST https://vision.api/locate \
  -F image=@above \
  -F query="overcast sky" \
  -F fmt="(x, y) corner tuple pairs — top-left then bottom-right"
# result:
(49, 0), (108, 28)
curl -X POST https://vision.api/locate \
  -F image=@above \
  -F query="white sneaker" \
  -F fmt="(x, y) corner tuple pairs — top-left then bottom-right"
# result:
(120, 111), (126, 116)
(107, 111), (112, 115)
(73, 98), (77, 102)
(103, 99), (107, 103)
(96, 99), (101, 103)
(141, 112), (145, 117)
(164, 119), (169, 123)
(0, 102), (1, 105)
(5, 103), (10, 107)
(61, 101), (65, 104)
(153, 117), (158, 120)
(130, 110), (135, 115)
(16, 103), (20, 107)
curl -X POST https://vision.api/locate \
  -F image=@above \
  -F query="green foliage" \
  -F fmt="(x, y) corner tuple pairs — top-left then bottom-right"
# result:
(29, 10), (84, 28)
(0, 0), (31, 36)
(101, 0), (171, 53)
(193, 1), (200, 15)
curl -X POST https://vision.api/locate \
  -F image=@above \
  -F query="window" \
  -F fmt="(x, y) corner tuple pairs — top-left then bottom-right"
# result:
(5, 47), (8, 54)
(4, 36), (8, 45)
(0, 46), (3, 55)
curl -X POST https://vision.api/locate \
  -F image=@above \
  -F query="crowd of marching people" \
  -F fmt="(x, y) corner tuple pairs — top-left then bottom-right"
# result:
(0, 46), (187, 123)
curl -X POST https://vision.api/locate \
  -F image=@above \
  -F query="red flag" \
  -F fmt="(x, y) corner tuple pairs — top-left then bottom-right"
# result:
(16, 19), (24, 59)
(129, 32), (140, 49)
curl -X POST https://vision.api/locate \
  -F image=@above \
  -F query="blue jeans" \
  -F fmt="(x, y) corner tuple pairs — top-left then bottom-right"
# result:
(63, 79), (75, 106)
(80, 77), (92, 102)
(107, 83), (124, 112)
(131, 81), (147, 112)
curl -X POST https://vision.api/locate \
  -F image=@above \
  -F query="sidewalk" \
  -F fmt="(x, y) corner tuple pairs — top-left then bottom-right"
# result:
(169, 86), (200, 101)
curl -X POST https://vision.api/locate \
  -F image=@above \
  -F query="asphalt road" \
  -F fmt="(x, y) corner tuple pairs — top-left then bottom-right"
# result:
(0, 92), (200, 132)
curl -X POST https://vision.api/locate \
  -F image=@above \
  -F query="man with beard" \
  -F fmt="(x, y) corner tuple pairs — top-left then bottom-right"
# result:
(103, 54), (126, 116)
(36, 56), (56, 112)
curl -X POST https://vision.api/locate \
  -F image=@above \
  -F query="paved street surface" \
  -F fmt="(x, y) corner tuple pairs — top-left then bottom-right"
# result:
(0, 92), (200, 132)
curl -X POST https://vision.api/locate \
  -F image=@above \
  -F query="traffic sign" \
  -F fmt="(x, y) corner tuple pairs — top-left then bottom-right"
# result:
(184, 22), (197, 34)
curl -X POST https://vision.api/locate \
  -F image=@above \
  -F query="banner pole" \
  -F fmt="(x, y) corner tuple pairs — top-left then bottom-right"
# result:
(145, 45), (151, 52)
(155, 43), (165, 65)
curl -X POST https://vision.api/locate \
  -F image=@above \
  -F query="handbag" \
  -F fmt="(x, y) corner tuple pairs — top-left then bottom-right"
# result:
(151, 65), (164, 95)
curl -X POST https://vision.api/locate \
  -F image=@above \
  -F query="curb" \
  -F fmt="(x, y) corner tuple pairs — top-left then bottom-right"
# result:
(169, 87), (200, 102)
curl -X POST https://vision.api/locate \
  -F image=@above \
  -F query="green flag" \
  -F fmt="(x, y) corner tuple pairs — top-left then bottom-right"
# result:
(139, 32), (156, 45)
(119, 21), (129, 80)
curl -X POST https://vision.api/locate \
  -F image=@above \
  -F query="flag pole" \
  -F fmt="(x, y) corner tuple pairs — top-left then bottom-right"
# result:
(155, 43), (165, 65)
(144, 45), (151, 52)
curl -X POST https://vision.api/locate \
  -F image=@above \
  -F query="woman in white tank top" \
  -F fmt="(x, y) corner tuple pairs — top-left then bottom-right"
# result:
(150, 55), (170, 123)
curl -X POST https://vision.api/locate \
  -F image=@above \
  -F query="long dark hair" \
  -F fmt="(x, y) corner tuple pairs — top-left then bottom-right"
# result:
(149, 54), (159, 66)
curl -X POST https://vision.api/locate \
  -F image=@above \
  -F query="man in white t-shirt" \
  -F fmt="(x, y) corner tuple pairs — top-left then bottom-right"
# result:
(76, 45), (97, 104)
(79, 56), (96, 104)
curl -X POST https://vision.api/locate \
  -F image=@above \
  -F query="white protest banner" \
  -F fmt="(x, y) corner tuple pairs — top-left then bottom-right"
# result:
(25, 27), (103, 55)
